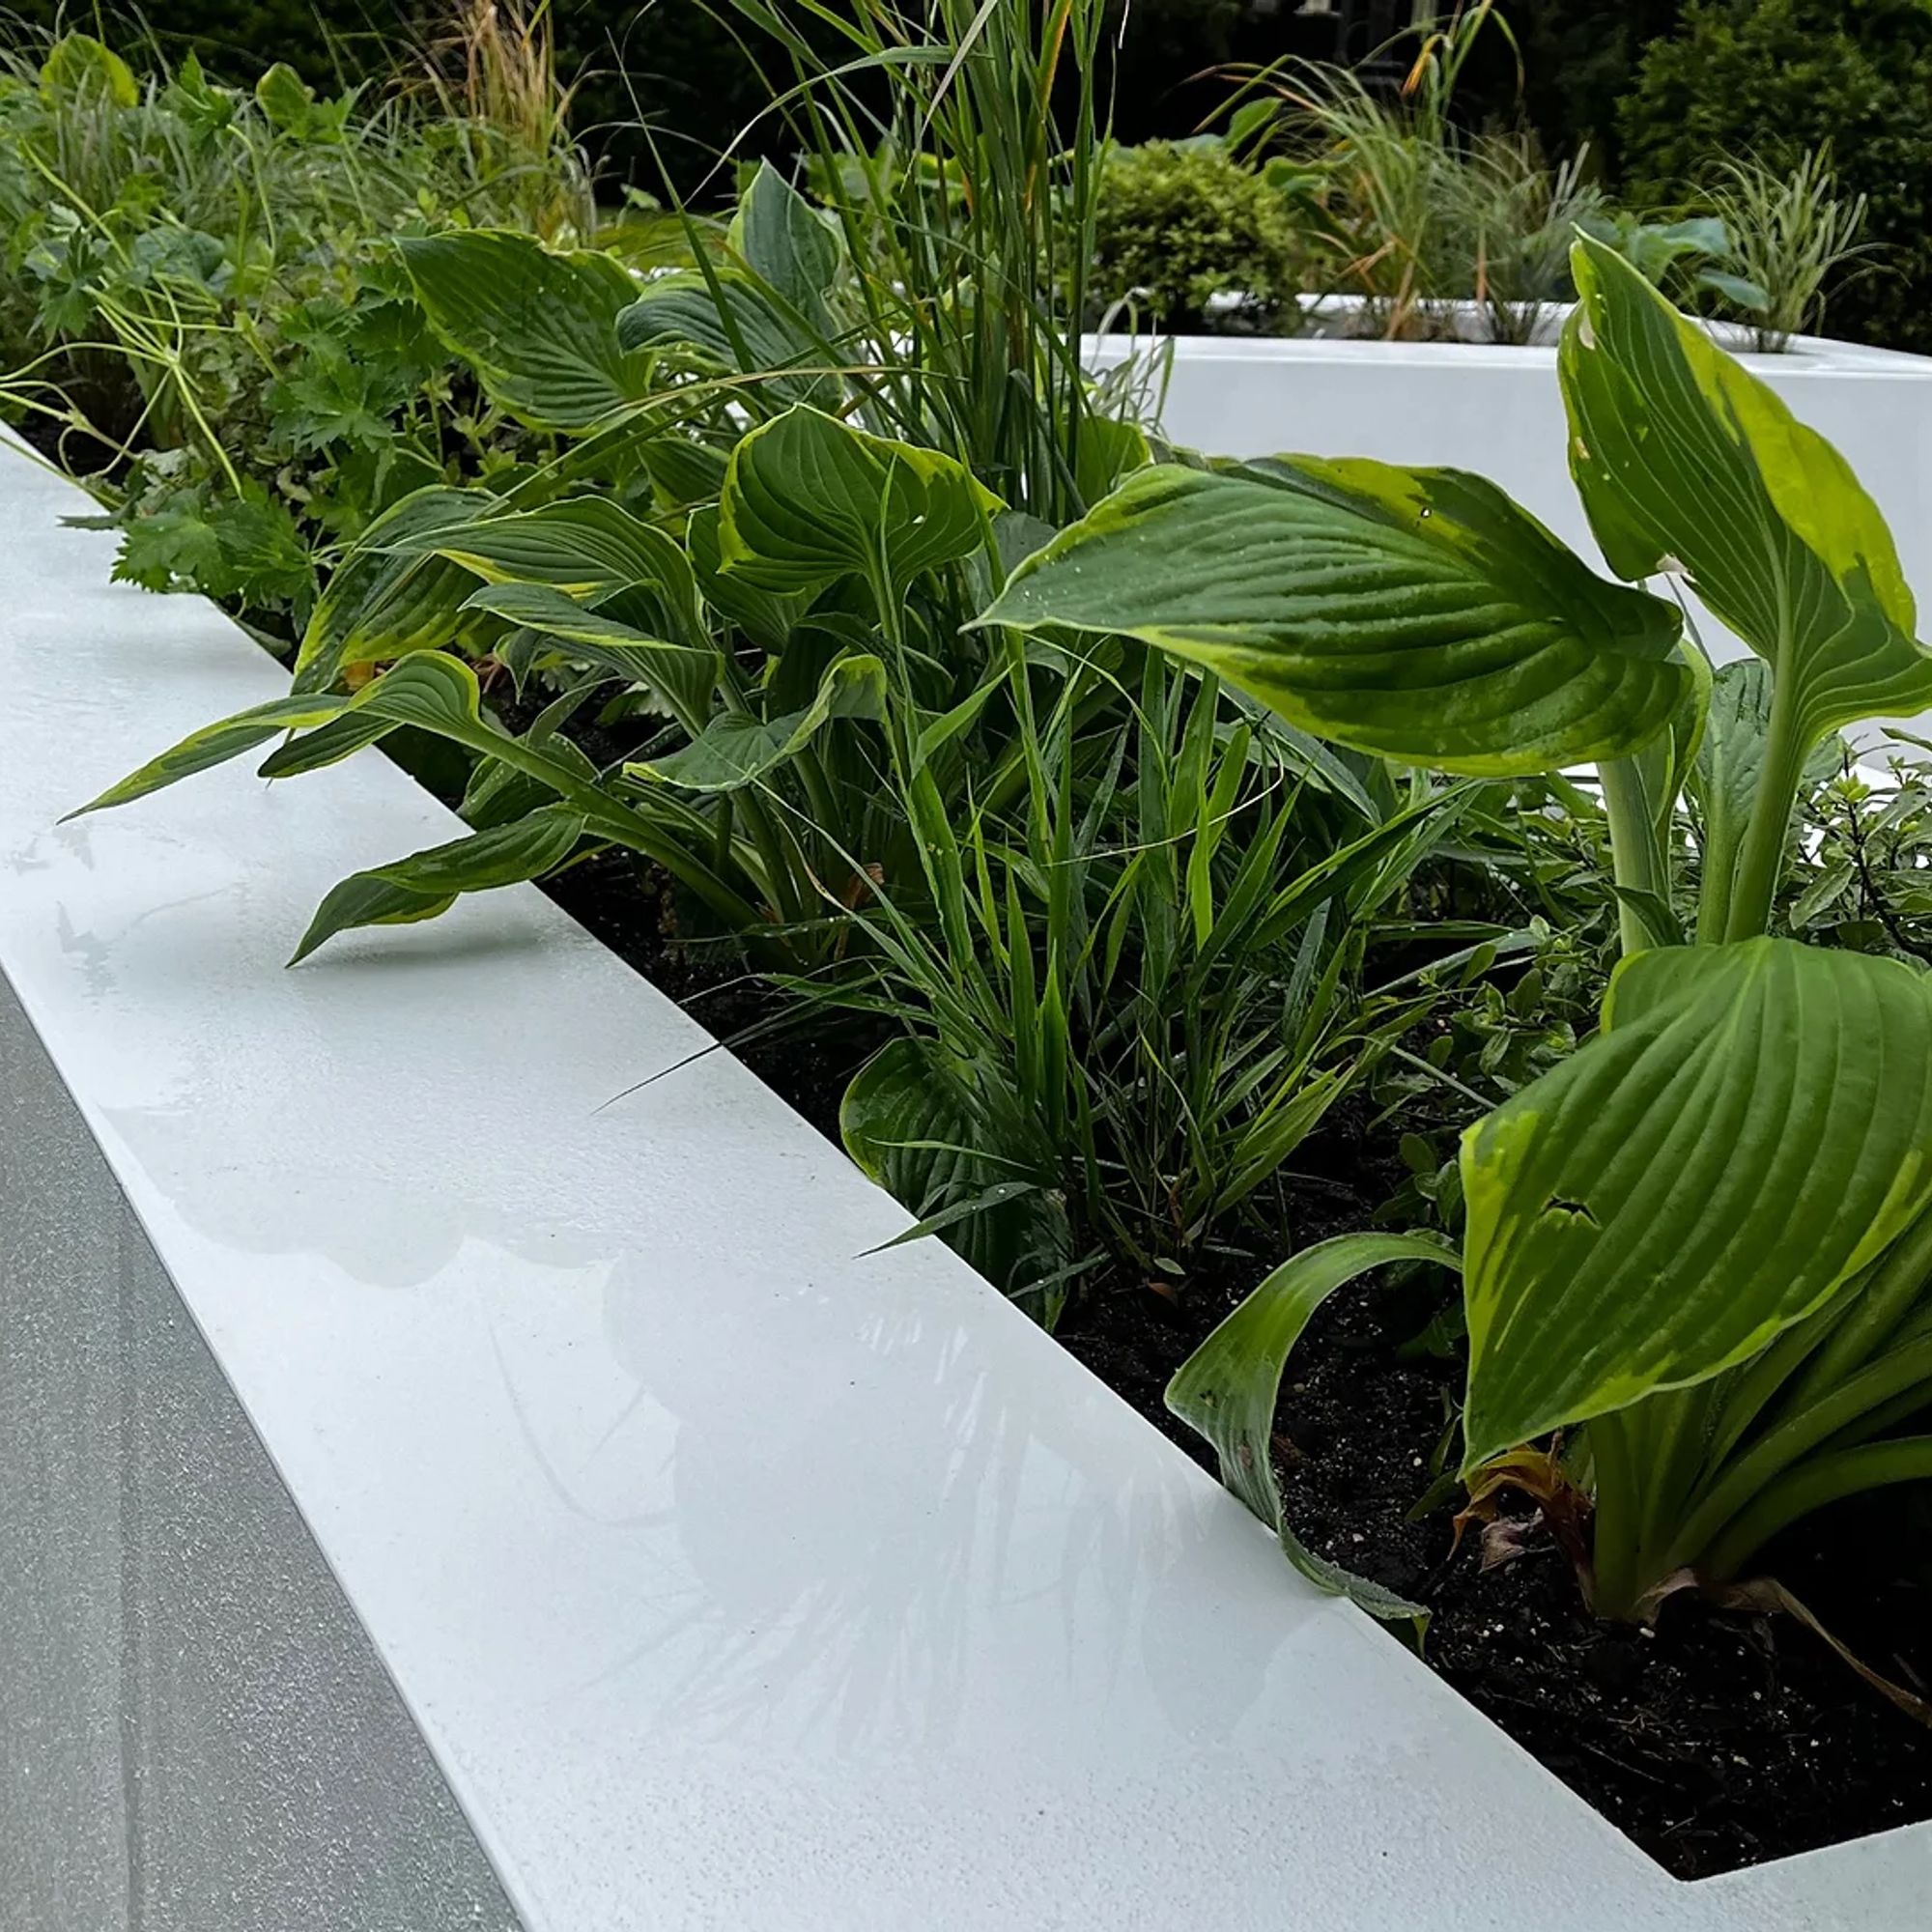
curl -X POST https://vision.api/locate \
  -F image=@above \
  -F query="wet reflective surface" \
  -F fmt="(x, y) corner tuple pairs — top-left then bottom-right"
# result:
(2, 437), (1922, 1927)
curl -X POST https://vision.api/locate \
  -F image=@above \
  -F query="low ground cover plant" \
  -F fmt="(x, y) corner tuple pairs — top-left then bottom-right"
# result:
(0, 14), (597, 631)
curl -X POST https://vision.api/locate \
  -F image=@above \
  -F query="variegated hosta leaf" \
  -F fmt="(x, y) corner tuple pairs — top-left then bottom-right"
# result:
(615, 270), (839, 411)
(974, 459), (1690, 777)
(729, 159), (842, 321)
(69, 692), (351, 815)
(626, 654), (886, 792)
(399, 230), (655, 432)
(1460, 938), (1932, 1467)
(720, 405), (1004, 597)
(687, 503), (812, 652)
(289, 804), (586, 965)
(1562, 234), (1932, 744)
(80, 656), (526, 818)
(293, 486), (489, 690)
(460, 582), (719, 694)
(1167, 1232), (1460, 1631)
(384, 499), (706, 643)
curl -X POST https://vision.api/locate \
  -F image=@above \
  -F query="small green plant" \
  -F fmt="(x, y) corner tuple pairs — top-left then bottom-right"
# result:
(974, 237), (1932, 1678)
(1245, 0), (1516, 340)
(1702, 147), (1873, 352)
(1450, 134), (1604, 345)
(1088, 137), (1302, 334)
(0, 24), (593, 631)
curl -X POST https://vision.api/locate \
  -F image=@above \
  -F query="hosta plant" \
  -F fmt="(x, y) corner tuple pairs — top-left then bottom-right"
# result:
(979, 232), (1932, 1668)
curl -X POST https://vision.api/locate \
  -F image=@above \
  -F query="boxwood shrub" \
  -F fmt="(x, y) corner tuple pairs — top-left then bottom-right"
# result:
(1618, 0), (1932, 353)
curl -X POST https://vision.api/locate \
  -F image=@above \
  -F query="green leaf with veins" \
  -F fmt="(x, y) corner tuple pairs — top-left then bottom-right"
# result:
(1459, 938), (1932, 1467)
(720, 406), (1004, 598)
(294, 486), (488, 690)
(1562, 233), (1932, 746)
(975, 457), (1690, 777)
(729, 160), (843, 320)
(399, 230), (654, 432)
(290, 805), (586, 964)
(614, 270), (839, 411)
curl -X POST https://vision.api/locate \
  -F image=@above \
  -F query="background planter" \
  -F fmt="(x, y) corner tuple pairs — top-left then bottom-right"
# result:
(0, 437), (1927, 1927)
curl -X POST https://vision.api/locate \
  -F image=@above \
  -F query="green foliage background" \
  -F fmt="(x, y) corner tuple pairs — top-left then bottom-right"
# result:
(19, 1), (1932, 350)
(1089, 139), (1301, 332)
(1618, 0), (1932, 353)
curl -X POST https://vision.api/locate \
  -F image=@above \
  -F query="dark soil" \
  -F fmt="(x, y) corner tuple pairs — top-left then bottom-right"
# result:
(1061, 1250), (1932, 1882)
(553, 850), (1932, 1882)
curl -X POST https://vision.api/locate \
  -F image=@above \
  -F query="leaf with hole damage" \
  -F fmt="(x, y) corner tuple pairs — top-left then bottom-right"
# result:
(1460, 938), (1932, 1466)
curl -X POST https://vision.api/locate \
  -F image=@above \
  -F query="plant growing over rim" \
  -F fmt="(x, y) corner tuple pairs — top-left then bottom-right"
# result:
(55, 1), (1159, 975)
(976, 232), (1932, 1683)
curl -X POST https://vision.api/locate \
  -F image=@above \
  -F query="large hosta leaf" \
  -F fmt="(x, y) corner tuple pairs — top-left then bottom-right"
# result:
(729, 160), (842, 320)
(719, 406), (1003, 598)
(1562, 234), (1932, 744)
(615, 270), (838, 412)
(974, 459), (1689, 777)
(1168, 1232), (1460, 1631)
(399, 231), (654, 432)
(384, 498), (705, 641)
(1461, 938), (1932, 1466)
(292, 487), (487, 689)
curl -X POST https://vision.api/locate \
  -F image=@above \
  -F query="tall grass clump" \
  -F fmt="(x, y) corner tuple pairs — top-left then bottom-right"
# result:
(708, 0), (1117, 523)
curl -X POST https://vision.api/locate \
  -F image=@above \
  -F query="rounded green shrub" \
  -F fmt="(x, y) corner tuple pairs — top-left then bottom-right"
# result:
(1618, 0), (1932, 352)
(1089, 138), (1301, 334)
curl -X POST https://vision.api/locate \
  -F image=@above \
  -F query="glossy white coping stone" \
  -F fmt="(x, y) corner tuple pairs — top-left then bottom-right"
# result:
(0, 432), (1925, 1930)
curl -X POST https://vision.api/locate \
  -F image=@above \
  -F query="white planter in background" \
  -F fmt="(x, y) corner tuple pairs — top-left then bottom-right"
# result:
(2, 431), (1929, 1929)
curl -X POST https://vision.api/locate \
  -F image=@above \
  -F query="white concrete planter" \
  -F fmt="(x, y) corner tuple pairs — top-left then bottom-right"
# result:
(1, 433), (1928, 1930)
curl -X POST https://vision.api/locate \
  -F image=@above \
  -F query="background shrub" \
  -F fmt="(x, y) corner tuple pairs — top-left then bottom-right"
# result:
(1089, 137), (1300, 332)
(1618, 0), (1932, 353)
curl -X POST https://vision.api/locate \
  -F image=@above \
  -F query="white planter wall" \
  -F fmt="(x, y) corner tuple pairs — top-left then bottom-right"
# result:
(2, 430), (1929, 1927)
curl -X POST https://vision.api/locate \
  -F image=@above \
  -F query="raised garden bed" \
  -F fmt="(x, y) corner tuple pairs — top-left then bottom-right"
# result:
(5, 420), (1931, 1926)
